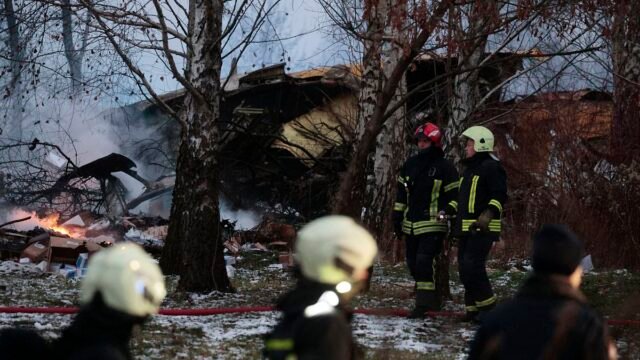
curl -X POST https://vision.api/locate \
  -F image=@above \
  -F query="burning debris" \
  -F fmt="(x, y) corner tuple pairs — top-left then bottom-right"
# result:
(0, 205), (300, 278)
(0, 145), (302, 279)
(0, 208), (172, 278)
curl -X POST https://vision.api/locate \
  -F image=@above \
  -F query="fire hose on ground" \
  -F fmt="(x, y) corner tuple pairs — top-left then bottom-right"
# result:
(0, 306), (638, 327)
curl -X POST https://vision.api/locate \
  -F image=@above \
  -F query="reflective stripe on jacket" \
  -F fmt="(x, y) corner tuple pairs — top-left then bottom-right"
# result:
(394, 146), (459, 235)
(455, 152), (507, 235)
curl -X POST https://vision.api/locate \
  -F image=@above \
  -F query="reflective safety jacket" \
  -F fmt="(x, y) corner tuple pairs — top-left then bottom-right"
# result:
(263, 279), (362, 360)
(394, 146), (459, 235)
(453, 152), (507, 236)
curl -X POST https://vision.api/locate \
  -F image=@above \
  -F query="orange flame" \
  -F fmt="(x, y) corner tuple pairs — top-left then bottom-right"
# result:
(38, 213), (85, 238)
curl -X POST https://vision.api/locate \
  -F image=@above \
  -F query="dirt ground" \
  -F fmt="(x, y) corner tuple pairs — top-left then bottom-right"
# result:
(0, 250), (638, 359)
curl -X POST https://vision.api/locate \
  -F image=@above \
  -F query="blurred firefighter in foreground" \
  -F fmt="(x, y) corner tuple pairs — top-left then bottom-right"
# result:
(469, 224), (618, 360)
(53, 243), (167, 360)
(393, 122), (459, 318)
(449, 126), (507, 322)
(0, 243), (166, 360)
(263, 215), (378, 360)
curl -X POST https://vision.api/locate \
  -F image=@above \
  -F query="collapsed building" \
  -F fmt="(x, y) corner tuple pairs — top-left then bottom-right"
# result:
(108, 53), (525, 219)
(3, 56), (622, 270)
(0, 52), (530, 263)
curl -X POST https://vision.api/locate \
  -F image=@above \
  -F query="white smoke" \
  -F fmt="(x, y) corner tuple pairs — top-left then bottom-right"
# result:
(219, 198), (263, 230)
(21, 98), (120, 165)
(16, 98), (156, 205)
(0, 208), (46, 232)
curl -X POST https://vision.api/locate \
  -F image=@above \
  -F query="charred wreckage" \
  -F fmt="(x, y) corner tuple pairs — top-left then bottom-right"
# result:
(0, 54), (525, 273)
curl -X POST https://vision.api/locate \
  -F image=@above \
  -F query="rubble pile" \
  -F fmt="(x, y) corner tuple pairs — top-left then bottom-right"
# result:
(0, 210), (299, 279)
(223, 216), (297, 273)
(0, 211), (169, 279)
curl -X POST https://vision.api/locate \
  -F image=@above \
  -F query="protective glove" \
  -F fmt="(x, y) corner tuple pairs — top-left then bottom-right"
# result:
(437, 210), (448, 223)
(471, 209), (493, 234)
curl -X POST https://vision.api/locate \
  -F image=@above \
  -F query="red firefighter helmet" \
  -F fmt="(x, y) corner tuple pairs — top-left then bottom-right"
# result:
(414, 122), (442, 147)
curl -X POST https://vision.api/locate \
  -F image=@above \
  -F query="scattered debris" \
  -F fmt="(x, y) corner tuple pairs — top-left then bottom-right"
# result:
(278, 252), (294, 269)
(582, 255), (594, 273)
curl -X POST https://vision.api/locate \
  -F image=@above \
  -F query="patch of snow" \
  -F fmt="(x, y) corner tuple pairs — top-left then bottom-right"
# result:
(353, 315), (455, 353)
(34, 322), (56, 330)
(0, 260), (42, 274)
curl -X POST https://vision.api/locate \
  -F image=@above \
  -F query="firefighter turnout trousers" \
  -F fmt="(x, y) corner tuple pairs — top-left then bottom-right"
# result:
(405, 233), (444, 293)
(458, 233), (497, 313)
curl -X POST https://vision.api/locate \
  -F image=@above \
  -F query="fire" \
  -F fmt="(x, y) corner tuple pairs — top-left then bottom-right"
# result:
(39, 213), (69, 235)
(37, 213), (85, 238)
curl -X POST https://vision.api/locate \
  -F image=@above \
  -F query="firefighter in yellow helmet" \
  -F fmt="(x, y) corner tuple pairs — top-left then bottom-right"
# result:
(53, 243), (166, 360)
(449, 126), (507, 322)
(263, 215), (378, 360)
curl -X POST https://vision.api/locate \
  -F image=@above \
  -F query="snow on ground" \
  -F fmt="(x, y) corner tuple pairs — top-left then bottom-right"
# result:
(355, 315), (457, 353)
(0, 252), (639, 359)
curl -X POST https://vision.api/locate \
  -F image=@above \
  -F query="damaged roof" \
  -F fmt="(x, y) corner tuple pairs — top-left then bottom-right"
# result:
(496, 89), (612, 141)
(119, 57), (524, 217)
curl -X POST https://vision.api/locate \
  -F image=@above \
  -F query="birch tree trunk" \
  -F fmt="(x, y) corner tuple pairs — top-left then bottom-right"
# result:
(339, 0), (384, 221)
(444, 4), (489, 162)
(362, 0), (407, 252)
(3, 0), (24, 139)
(440, 1), (492, 301)
(332, 0), (449, 219)
(611, 0), (640, 163)
(160, 0), (231, 292)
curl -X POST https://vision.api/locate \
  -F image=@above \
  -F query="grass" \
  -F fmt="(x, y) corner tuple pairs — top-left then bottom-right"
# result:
(0, 253), (639, 359)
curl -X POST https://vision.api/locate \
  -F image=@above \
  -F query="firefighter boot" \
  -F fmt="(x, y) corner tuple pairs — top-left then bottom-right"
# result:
(476, 302), (496, 324)
(408, 290), (439, 319)
(461, 310), (479, 323)
(460, 303), (480, 323)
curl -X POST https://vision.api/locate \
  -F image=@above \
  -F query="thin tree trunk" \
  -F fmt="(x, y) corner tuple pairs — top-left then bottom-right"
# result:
(61, 0), (83, 94)
(439, 1), (492, 302)
(444, 5), (489, 161)
(160, 0), (231, 292)
(340, 0), (384, 220)
(611, 0), (640, 163)
(4, 0), (23, 139)
(362, 0), (407, 252)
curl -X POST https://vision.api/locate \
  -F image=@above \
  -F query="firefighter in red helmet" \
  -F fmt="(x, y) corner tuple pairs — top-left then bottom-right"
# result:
(393, 122), (459, 318)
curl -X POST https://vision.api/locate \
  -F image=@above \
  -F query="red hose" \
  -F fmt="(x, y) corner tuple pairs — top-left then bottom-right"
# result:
(0, 307), (79, 314)
(0, 306), (637, 326)
(159, 306), (273, 315)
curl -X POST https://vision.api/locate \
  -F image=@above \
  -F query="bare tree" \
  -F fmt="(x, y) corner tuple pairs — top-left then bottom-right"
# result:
(73, 0), (282, 291)
(60, 0), (90, 95)
(320, 1), (605, 266)
(609, 0), (640, 162)
(444, 1), (499, 160)
(330, 0), (451, 219)
(1, 0), (27, 139)
(361, 1), (409, 253)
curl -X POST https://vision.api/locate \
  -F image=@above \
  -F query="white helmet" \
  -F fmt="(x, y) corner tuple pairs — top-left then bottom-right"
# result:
(295, 215), (378, 285)
(462, 126), (495, 152)
(80, 243), (166, 317)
